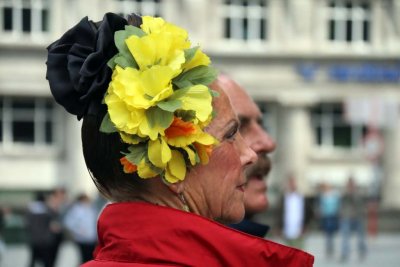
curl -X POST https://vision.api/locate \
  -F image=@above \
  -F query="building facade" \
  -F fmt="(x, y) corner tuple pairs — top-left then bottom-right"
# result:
(1, 0), (400, 208)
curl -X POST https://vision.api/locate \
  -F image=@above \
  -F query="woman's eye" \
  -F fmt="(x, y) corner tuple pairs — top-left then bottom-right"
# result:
(225, 126), (238, 140)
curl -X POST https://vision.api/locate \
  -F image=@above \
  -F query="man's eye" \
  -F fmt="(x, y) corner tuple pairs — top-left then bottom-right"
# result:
(239, 119), (250, 130)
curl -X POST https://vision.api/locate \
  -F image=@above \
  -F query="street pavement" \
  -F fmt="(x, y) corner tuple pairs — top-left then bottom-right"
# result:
(1, 232), (400, 267)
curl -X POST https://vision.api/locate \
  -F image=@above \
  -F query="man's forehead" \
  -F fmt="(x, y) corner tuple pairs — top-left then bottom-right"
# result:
(215, 75), (262, 119)
(227, 87), (261, 118)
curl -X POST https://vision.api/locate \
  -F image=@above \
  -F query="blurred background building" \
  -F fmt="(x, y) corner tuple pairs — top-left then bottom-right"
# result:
(0, 0), (400, 228)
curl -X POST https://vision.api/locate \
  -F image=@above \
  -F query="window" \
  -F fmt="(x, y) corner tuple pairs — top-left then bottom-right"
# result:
(311, 103), (367, 149)
(0, 0), (50, 34)
(0, 97), (59, 150)
(115, 0), (162, 18)
(327, 0), (371, 44)
(221, 0), (268, 42)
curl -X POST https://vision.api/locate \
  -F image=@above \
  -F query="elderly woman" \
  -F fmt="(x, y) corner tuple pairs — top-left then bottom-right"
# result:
(46, 13), (313, 267)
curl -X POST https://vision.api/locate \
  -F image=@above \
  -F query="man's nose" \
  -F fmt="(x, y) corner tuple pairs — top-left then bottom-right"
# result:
(251, 123), (276, 154)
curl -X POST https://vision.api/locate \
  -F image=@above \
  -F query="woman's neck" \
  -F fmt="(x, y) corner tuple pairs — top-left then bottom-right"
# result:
(127, 178), (188, 212)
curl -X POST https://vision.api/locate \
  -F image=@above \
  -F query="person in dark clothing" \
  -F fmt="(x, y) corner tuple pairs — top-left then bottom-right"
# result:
(26, 189), (66, 267)
(339, 177), (367, 262)
(215, 75), (276, 238)
(26, 192), (54, 267)
(0, 206), (6, 264)
(46, 188), (66, 266)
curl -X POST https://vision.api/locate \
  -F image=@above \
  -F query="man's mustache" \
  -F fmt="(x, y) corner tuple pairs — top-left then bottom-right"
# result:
(245, 153), (271, 179)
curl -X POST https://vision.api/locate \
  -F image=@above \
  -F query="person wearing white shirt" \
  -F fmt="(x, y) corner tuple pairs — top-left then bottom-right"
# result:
(64, 194), (98, 264)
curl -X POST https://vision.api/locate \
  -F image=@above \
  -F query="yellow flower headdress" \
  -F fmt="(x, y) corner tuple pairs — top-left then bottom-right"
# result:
(100, 16), (218, 183)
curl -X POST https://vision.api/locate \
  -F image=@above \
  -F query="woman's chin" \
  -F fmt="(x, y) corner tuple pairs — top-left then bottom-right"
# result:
(220, 205), (245, 224)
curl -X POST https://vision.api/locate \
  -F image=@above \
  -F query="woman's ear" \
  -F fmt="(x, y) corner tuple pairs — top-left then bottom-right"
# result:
(167, 181), (185, 194)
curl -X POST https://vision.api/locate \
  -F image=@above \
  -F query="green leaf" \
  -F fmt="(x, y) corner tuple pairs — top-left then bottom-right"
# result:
(209, 89), (220, 97)
(184, 46), (199, 63)
(172, 65), (218, 88)
(125, 143), (147, 165)
(144, 156), (163, 174)
(122, 134), (148, 144)
(124, 25), (146, 38)
(175, 110), (196, 122)
(114, 27), (139, 69)
(115, 26), (145, 54)
(211, 110), (217, 120)
(107, 54), (118, 69)
(157, 99), (182, 112)
(173, 79), (193, 89)
(99, 114), (117, 133)
(114, 55), (137, 69)
(195, 152), (200, 164)
(188, 145), (200, 164)
(146, 107), (174, 129)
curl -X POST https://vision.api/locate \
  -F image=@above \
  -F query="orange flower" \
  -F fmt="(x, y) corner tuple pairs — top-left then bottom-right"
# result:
(193, 143), (213, 165)
(120, 157), (138, 173)
(165, 117), (196, 139)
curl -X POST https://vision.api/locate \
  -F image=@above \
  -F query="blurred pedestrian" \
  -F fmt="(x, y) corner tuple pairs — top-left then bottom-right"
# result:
(216, 74), (276, 238)
(279, 174), (313, 249)
(0, 206), (6, 265)
(317, 182), (340, 258)
(46, 188), (67, 266)
(339, 177), (367, 262)
(26, 192), (54, 267)
(64, 193), (98, 264)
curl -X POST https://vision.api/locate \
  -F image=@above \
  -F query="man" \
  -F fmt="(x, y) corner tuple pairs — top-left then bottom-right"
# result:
(213, 74), (276, 237)
(339, 177), (367, 262)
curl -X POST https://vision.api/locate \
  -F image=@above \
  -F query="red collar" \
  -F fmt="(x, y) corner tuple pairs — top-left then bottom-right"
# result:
(91, 202), (313, 267)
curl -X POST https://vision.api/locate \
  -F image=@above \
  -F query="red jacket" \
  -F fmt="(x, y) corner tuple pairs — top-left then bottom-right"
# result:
(83, 202), (314, 267)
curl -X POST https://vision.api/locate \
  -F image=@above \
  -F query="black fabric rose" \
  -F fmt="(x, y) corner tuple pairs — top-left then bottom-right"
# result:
(46, 13), (128, 119)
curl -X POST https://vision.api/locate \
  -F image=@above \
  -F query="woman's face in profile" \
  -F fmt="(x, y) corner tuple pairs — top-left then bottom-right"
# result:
(185, 89), (256, 223)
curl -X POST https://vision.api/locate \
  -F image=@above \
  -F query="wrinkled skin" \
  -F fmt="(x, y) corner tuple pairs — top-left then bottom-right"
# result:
(184, 87), (257, 223)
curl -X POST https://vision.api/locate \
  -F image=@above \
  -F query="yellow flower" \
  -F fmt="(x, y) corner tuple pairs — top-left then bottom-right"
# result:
(126, 32), (186, 75)
(141, 16), (190, 49)
(170, 84), (213, 122)
(105, 92), (145, 135)
(105, 65), (175, 138)
(148, 138), (171, 168)
(146, 138), (187, 183)
(182, 146), (196, 165)
(182, 48), (211, 71)
(120, 132), (147, 144)
(165, 150), (186, 183)
(101, 15), (220, 182)
(137, 159), (158, 178)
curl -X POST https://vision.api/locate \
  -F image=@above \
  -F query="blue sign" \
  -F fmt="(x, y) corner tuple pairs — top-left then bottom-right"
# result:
(297, 63), (400, 83)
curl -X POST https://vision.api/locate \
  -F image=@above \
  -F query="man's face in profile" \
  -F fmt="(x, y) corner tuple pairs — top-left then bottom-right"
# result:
(220, 76), (276, 215)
